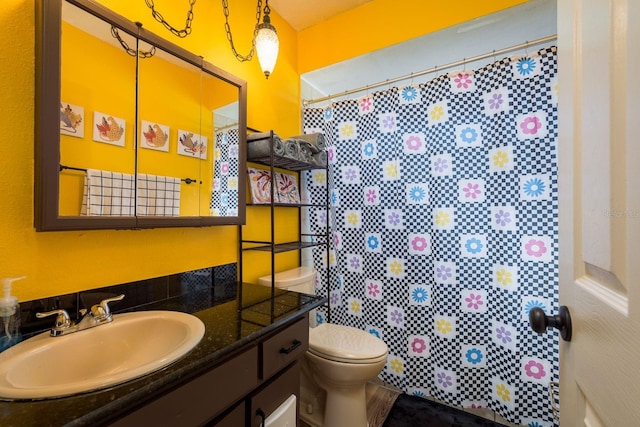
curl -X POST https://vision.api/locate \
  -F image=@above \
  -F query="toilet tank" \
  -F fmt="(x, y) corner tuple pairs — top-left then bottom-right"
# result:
(258, 266), (317, 294)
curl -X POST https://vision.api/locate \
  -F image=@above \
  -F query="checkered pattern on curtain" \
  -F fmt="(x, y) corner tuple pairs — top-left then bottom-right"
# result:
(210, 128), (240, 216)
(301, 46), (559, 427)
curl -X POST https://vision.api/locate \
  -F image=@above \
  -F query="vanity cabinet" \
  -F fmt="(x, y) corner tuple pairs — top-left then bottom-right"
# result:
(248, 362), (300, 427)
(260, 314), (308, 379)
(209, 401), (245, 426)
(112, 315), (308, 427)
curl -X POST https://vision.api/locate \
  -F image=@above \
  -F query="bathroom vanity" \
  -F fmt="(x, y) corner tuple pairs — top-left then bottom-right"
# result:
(0, 282), (325, 426)
(113, 316), (307, 427)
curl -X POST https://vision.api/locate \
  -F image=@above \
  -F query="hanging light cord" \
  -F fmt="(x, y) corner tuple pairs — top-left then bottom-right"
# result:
(222, 0), (263, 62)
(144, 0), (196, 38)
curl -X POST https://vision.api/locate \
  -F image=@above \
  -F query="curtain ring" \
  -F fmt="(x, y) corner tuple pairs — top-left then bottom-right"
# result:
(525, 40), (529, 56)
(463, 58), (467, 72)
(493, 49), (496, 63)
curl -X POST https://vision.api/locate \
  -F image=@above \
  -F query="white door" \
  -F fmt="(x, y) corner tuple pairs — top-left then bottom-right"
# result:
(557, 0), (640, 425)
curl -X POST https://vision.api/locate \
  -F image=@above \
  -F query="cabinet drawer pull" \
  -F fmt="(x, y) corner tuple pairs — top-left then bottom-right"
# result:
(279, 339), (302, 354)
(257, 408), (266, 426)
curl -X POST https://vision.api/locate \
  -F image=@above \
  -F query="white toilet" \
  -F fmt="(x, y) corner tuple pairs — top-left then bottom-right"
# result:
(258, 267), (388, 427)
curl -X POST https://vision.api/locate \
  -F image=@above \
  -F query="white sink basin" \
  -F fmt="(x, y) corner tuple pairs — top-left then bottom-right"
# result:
(0, 311), (205, 400)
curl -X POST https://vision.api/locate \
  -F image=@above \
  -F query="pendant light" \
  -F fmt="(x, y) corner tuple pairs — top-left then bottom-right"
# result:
(255, 1), (279, 79)
(222, 0), (279, 79)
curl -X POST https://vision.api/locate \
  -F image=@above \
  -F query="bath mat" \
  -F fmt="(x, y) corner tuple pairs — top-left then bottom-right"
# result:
(382, 394), (508, 427)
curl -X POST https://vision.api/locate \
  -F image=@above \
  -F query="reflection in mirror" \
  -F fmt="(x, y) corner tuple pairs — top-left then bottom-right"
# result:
(211, 101), (240, 217)
(198, 70), (221, 217)
(137, 40), (202, 217)
(35, 0), (247, 231)
(59, 1), (136, 217)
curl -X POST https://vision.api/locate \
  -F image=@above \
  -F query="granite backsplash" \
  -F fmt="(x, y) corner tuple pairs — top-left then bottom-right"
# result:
(18, 263), (237, 339)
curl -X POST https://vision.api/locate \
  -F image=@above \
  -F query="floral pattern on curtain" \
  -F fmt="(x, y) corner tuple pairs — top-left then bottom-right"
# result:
(210, 128), (239, 216)
(301, 46), (559, 426)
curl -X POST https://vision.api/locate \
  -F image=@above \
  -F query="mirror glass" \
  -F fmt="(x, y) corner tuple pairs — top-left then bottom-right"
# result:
(211, 101), (240, 217)
(59, 1), (137, 217)
(36, 0), (246, 230)
(137, 40), (203, 217)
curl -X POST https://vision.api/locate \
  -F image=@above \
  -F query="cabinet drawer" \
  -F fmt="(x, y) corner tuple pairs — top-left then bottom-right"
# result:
(249, 361), (301, 427)
(112, 347), (259, 427)
(206, 400), (245, 427)
(261, 316), (308, 379)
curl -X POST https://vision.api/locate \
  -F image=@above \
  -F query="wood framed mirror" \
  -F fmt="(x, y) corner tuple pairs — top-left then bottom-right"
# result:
(35, 0), (247, 231)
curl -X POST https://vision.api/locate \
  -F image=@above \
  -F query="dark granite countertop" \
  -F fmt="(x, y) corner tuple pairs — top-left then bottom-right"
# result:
(0, 282), (326, 427)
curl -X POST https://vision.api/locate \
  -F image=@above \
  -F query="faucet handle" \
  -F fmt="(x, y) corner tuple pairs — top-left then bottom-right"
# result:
(36, 309), (72, 330)
(91, 294), (125, 319)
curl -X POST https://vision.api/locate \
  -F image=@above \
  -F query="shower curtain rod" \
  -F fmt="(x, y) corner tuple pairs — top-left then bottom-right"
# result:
(303, 34), (557, 106)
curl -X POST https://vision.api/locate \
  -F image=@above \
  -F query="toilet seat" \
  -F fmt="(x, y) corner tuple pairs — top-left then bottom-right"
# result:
(308, 323), (388, 364)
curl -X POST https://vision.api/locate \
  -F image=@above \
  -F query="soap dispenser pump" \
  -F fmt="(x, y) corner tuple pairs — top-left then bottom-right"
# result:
(0, 276), (25, 352)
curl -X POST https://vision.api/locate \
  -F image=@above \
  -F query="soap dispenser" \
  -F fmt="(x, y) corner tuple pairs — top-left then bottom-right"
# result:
(0, 276), (25, 352)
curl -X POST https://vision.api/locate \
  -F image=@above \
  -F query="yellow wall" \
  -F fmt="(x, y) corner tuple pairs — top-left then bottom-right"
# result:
(58, 21), (231, 217)
(0, 0), (529, 302)
(0, 0), (300, 301)
(297, 0), (529, 74)
(59, 22), (137, 214)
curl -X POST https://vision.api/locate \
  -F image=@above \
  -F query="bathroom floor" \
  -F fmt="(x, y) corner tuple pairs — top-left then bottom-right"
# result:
(363, 380), (402, 426)
(299, 379), (400, 427)
(300, 379), (522, 427)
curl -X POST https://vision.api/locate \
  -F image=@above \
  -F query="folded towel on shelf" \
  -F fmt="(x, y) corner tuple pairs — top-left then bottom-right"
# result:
(247, 132), (285, 159)
(312, 150), (327, 167)
(289, 132), (326, 153)
(247, 132), (272, 142)
(297, 140), (314, 163)
(136, 173), (181, 216)
(81, 169), (135, 216)
(284, 139), (300, 160)
(247, 131), (325, 165)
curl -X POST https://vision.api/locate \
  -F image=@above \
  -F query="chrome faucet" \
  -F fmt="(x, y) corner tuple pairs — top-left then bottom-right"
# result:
(36, 294), (125, 337)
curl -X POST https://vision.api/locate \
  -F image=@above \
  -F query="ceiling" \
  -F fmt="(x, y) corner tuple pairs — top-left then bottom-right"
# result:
(269, 0), (372, 31)
(297, 0), (556, 106)
(267, 0), (556, 106)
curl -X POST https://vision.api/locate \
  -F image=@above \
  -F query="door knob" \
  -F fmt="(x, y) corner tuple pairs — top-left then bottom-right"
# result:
(529, 305), (572, 342)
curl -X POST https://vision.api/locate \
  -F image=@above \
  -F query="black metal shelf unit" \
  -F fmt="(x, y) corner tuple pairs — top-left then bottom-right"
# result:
(239, 130), (331, 321)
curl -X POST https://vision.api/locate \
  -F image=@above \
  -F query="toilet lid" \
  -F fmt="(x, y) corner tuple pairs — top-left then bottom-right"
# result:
(309, 323), (388, 362)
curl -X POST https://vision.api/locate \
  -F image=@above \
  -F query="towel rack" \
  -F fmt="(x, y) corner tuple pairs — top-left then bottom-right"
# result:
(181, 178), (201, 184)
(59, 164), (86, 173)
(59, 165), (200, 185)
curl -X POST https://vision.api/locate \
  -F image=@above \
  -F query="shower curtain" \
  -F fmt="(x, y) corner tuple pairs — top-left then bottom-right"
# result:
(301, 46), (559, 427)
(210, 127), (240, 217)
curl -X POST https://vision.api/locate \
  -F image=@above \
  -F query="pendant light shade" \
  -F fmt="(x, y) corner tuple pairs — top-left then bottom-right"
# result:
(222, 0), (279, 79)
(256, 11), (279, 78)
